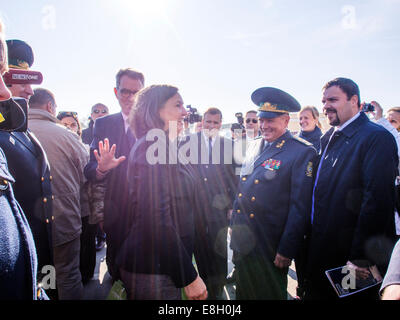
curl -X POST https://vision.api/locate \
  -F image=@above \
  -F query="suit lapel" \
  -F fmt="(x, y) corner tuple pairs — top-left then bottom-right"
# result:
(11, 131), (36, 154)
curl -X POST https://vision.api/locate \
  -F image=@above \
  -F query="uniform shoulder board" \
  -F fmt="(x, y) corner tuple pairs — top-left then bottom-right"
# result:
(292, 135), (313, 146)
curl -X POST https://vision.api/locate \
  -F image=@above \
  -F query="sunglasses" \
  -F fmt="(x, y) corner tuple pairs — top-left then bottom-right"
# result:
(118, 88), (139, 97)
(58, 111), (78, 118)
(93, 109), (108, 114)
(246, 119), (258, 124)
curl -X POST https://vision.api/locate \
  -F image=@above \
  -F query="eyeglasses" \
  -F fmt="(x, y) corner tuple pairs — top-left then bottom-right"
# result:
(246, 119), (258, 124)
(93, 109), (108, 114)
(118, 88), (139, 97)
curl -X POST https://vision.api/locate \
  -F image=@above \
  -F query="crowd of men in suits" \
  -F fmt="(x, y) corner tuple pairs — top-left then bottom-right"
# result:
(1, 27), (400, 300)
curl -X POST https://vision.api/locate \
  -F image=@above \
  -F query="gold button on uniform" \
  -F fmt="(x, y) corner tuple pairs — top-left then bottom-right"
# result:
(51, 216), (55, 221)
(52, 195), (55, 200)
(49, 176), (53, 181)
(43, 197), (47, 203)
(46, 219), (49, 224)
(3, 180), (8, 185)
(242, 177), (247, 182)
(238, 193), (243, 198)
(204, 178), (208, 182)
(254, 179), (259, 184)
(250, 214), (255, 219)
(236, 209), (241, 214)
(41, 177), (45, 182)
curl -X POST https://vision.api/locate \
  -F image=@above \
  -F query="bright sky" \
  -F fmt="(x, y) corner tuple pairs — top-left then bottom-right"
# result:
(1, 0), (399, 125)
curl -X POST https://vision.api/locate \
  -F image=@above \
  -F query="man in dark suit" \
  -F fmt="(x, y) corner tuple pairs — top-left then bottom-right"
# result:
(84, 68), (144, 280)
(230, 87), (316, 300)
(185, 107), (237, 299)
(304, 78), (398, 300)
(0, 39), (54, 294)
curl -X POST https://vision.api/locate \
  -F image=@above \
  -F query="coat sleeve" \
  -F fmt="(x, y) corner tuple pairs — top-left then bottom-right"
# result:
(349, 131), (398, 263)
(278, 146), (316, 259)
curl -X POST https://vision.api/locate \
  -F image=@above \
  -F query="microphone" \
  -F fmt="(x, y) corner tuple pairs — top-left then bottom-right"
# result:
(3, 68), (43, 86)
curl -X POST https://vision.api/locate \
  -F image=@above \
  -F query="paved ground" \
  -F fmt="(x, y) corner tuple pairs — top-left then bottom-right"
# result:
(83, 236), (298, 300)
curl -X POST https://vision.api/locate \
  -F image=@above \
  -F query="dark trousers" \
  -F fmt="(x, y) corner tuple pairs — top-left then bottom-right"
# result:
(294, 235), (309, 299)
(236, 253), (288, 300)
(119, 269), (181, 300)
(80, 216), (97, 283)
(105, 235), (119, 282)
(194, 220), (228, 299)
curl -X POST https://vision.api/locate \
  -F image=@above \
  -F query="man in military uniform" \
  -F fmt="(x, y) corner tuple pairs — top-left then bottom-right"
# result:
(230, 87), (316, 300)
(0, 40), (54, 296)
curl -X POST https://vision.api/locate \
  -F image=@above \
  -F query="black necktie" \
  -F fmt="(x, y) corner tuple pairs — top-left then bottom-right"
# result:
(208, 137), (213, 164)
(262, 140), (271, 152)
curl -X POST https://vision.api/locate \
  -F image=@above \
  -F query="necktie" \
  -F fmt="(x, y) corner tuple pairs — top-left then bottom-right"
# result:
(311, 130), (342, 223)
(208, 137), (213, 164)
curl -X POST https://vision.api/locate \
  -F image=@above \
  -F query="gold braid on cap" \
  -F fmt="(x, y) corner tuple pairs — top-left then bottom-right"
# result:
(9, 60), (29, 70)
(259, 102), (288, 113)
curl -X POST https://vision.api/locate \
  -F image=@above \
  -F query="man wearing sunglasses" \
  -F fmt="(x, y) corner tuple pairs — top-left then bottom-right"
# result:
(84, 68), (144, 281)
(245, 110), (260, 140)
(82, 103), (109, 146)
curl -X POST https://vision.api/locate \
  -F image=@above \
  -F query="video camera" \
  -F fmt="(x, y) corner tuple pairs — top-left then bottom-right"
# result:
(235, 112), (245, 127)
(3, 68), (43, 86)
(185, 105), (202, 124)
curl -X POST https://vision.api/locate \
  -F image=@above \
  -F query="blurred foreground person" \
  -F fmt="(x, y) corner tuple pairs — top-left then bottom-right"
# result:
(305, 78), (398, 300)
(230, 87), (316, 299)
(380, 240), (400, 300)
(0, 39), (54, 296)
(28, 88), (89, 300)
(0, 17), (43, 300)
(116, 85), (207, 300)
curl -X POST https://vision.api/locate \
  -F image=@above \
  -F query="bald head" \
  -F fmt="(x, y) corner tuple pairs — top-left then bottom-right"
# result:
(29, 88), (57, 116)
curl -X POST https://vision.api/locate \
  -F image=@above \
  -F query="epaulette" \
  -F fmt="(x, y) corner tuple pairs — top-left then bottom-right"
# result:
(292, 135), (313, 146)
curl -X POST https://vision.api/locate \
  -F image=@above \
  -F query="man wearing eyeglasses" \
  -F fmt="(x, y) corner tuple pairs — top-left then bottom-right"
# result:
(84, 68), (144, 281)
(245, 110), (260, 140)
